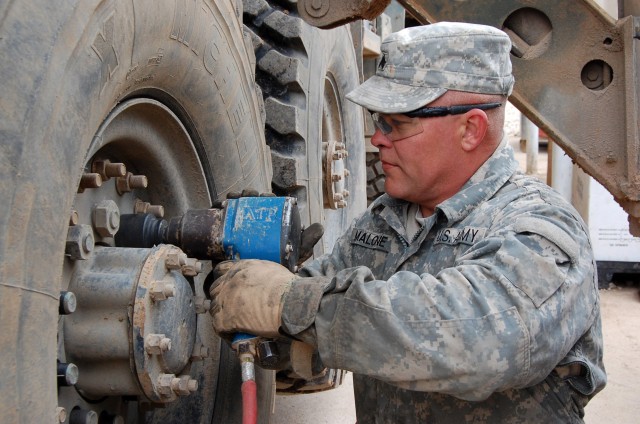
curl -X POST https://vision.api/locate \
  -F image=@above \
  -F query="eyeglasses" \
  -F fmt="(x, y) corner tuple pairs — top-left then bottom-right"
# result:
(369, 102), (502, 141)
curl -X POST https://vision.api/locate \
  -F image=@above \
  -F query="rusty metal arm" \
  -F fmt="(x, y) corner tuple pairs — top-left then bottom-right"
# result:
(299, 0), (640, 235)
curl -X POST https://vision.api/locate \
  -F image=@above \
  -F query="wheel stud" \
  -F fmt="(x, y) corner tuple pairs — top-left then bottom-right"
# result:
(92, 159), (126, 180)
(116, 172), (148, 195)
(78, 173), (102, 192)
(134, 199), (165, 218)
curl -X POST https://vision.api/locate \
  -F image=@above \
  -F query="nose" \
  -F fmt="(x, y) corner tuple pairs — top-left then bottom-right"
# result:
(371, 128), (392, 149)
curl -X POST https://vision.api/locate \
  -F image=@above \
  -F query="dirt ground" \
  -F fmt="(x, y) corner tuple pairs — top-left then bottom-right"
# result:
(272, 104), (640, 423)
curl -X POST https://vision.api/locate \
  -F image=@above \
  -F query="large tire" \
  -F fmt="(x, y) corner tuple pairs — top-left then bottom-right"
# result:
(242, 0), (367, 255)
(0, 0), (272, 422)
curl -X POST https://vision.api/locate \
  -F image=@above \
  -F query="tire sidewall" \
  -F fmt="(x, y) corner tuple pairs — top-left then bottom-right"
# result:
(0, 0), (270, 421)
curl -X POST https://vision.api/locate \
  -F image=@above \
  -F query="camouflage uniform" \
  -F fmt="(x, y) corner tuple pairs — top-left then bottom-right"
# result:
(281, 141), (605, 423)
(275, 23), (606, 422)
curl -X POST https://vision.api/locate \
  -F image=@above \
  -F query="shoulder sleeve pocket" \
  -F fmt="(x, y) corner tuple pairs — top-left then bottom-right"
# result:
(497, 217), (578, 307)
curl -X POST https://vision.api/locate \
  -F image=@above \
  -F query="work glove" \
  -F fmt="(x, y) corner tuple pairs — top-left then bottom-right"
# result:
(209, 259), (296, 338)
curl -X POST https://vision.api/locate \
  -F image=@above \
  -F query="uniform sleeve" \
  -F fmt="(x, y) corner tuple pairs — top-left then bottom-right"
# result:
(281, 205), (599, 401)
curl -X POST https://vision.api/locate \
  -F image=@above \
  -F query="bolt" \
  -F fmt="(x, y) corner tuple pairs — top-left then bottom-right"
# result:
(191, 344), (210, 361)
(59, 291), (77, 315)
(116, 172), (148, 194)
(342, 190), (350, 198)
(69, 408), (98, 424)
(78, 173), (102, 192)
(165, 251), (188, 270)
(343, 169), (350, 177)
(56, 407), (67, 423)
(331, 173), (343, 182)
(194, 296), (212, 314)
(335, 142), (345, 151)
(93, 200), (120, 237)
(57, 362), (79, 386)
(336, 200), (348, 208)
(69, 209), (79, 226)
(171, 375), (198, 396)
(149, 280), (176, 301)
(133, 199), (165, 218)
(145, 333), (172, 355)
(92, 159), (126, 180)
(333, 193), (344, 202)
(157, 373), (176, 397)
(66, 225), (94, 260)
(332, 151), (343, 160)
(181, 257), (202, 277)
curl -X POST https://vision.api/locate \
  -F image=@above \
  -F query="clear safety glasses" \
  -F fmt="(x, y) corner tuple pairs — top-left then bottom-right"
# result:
(369, 102), (502, 142)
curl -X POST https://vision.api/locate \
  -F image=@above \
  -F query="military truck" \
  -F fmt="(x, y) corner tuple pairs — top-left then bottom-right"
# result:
(1, 0), (638, 422)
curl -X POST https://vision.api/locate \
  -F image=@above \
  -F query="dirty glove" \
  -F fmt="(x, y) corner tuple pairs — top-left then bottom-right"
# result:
(210, 259), (296, 338)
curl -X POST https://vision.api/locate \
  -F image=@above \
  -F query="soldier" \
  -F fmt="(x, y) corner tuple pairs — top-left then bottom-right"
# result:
(211, 22), (606, 422)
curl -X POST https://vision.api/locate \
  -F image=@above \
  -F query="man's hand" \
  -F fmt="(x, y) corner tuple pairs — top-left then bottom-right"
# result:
(209, 259), (295, 338)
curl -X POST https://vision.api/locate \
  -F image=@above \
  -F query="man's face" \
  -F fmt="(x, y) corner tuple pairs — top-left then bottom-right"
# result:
(370, 106), (463, 210)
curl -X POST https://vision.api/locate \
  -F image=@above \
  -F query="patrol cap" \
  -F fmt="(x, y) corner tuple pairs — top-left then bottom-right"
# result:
(346, 22), (515, 114)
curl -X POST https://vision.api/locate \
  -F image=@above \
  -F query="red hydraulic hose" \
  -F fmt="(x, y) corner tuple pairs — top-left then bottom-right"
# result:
(241, 379), (258, 424)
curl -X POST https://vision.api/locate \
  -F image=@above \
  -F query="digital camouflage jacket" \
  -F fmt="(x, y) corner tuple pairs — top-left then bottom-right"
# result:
(281, 142), (606, 423)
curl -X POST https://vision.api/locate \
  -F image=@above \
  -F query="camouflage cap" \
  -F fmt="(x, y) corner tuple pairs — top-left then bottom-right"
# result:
(346, 22), (515, 113)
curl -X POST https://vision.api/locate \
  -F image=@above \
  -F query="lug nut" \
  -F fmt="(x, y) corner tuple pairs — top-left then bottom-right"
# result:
(66, 225), (94, 260)
(149, 280), (176, 301)
(191, 344), (210, 361)
(93, 200), (120, 238)
(172, 375), (199, 396)
(181, 258), (203, 277)
(194, 296), (212, 314)
(165, 252), (201, 276)
(57, 362), (79, 386)
(165, 252), (187, 270)
(134, 199), (164, 218)
(78, 173), (102, 192)
(145, 333), (172, 355)
(116, 172), (148, 194)
(157, 374), (198, 397)
(92, 159), (126, 180)
(69, 408), (98, 424)
(59, 291), (77, 315)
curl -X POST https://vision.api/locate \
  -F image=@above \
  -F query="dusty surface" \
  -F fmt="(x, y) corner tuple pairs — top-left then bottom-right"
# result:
(272, 104), (640, 423)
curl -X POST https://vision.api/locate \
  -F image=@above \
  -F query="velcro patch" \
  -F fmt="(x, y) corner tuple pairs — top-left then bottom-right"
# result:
(434, 226), (486, 246)
(351, 228), (391, 252)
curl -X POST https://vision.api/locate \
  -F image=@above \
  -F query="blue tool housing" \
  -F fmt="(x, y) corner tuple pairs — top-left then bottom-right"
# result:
(221, 196), (301, 271)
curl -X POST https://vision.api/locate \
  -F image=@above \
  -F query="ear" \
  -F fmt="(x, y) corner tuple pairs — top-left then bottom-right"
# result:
(459, 110), (488, 152)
